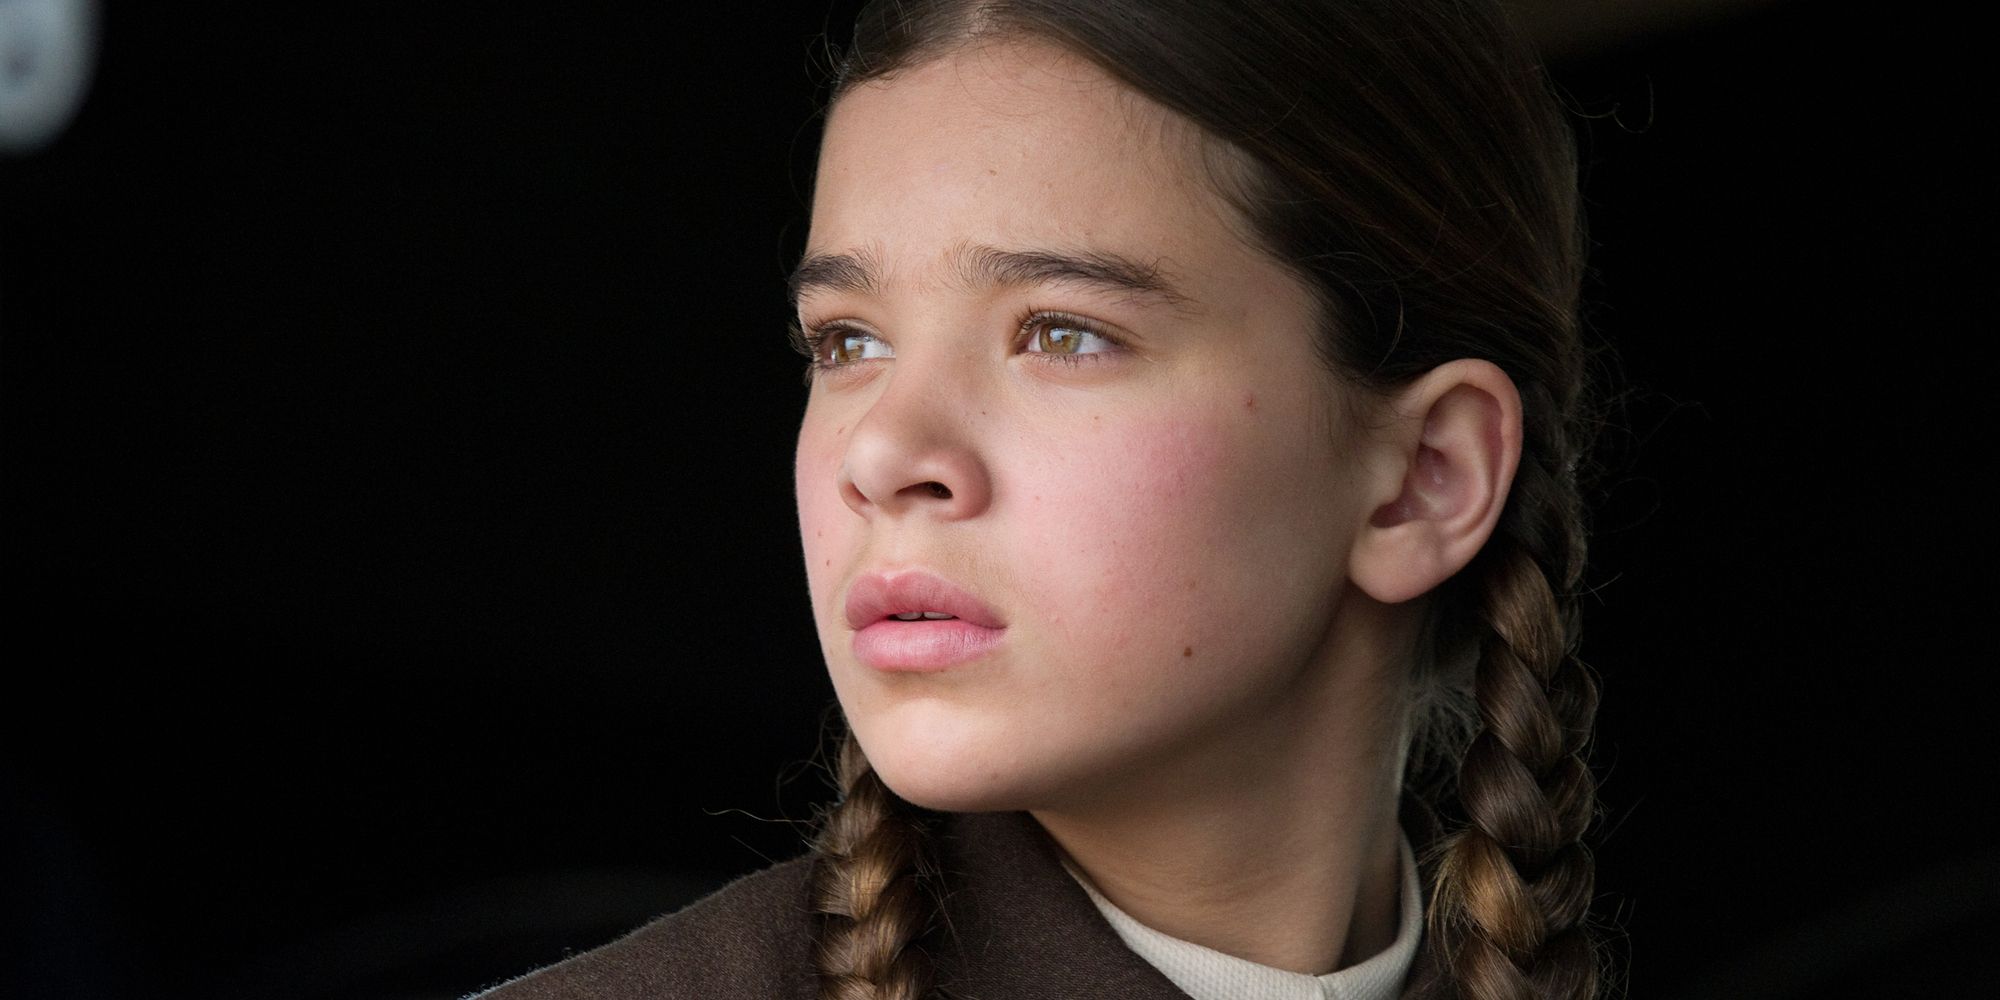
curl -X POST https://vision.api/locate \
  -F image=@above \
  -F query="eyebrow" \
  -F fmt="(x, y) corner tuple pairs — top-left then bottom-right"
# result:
(787, 247), (880, 303)
(787, 243), (1191, 311)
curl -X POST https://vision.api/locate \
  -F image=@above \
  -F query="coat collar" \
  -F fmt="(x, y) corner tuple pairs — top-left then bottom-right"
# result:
(932, 811), (1191, 999)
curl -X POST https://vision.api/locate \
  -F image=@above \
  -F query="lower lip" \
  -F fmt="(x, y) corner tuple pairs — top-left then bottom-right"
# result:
(852, 619), (1006, 671)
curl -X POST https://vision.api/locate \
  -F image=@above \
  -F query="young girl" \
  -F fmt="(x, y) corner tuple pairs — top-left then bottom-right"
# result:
(482, 1), (1604, 997)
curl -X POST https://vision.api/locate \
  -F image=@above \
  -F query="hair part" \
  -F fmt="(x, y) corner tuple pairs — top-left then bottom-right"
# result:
(806, 2), (1609, 997)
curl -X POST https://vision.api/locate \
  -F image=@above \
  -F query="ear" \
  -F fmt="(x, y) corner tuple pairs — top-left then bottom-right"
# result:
(1349, 359), (1523, 605)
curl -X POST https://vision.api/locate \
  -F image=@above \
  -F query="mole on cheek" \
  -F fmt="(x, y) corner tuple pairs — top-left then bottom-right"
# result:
(1182, 646), (1194, 657)
(1244, 393), (1257, 410)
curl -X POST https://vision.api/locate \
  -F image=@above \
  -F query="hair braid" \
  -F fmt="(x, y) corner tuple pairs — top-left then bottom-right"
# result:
(808, 732), (940, 1000)
(1417, 436), (1603, 1000)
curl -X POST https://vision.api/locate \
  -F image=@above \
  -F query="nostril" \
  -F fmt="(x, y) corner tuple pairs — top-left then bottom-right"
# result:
(924, 482), (952, 499)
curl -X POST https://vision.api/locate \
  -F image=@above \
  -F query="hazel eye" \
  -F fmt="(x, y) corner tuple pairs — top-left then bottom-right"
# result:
(1024, 315), (1114, 356)
(822, 330), (893, 366)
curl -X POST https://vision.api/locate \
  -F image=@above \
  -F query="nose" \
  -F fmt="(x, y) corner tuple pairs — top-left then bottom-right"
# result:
(837, 372), (992, 522)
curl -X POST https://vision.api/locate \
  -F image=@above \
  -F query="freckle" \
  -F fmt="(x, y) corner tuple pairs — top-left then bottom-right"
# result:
(824, 559), (831, 567)
(1244, 393), (1257, 410)
(1183, 646), (1194, 658)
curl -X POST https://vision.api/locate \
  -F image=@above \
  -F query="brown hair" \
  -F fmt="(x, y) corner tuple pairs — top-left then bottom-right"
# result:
(803, 1), (1606, 997)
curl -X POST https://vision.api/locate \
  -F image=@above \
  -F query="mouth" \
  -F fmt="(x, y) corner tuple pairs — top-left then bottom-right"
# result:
(843, 570), (1004, 631)
(844, 570), (1006, 671)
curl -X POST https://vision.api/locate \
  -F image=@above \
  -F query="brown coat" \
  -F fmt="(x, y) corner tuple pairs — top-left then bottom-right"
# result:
(475, 810), (1192, 999)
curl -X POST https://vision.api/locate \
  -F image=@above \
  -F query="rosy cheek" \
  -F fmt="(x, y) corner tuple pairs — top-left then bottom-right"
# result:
(794, 429), (850, 600)
(1013, 415), (1237, 651)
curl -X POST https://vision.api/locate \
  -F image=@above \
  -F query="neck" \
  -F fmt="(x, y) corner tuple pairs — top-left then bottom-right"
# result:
(1030, 606), (1411, 974)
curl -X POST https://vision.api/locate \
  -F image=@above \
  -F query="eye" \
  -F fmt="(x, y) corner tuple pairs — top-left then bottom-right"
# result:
(825, 331), (893, 365)
(800, 322), (894, 372)
(1022, 313), (1116, 358)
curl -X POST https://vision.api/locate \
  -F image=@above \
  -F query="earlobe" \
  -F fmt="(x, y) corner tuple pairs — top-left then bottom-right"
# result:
(1349, 360), (1522, 605)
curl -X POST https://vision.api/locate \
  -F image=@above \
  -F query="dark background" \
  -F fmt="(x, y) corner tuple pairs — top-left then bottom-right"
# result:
(4, 2), (1993, 998)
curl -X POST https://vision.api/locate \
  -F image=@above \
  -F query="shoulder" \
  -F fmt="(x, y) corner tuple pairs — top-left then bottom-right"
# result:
(469, 854), (820, 1000)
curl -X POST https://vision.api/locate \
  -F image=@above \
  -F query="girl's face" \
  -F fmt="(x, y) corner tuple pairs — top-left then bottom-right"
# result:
(795, 40), (1385, 813)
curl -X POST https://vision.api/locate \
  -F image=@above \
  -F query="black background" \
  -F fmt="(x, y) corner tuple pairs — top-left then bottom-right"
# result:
(5, 2), (1994, 998)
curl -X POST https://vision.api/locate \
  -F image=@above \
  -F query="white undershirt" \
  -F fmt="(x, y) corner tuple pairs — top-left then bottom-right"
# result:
(1061, 834), (1423, 1000)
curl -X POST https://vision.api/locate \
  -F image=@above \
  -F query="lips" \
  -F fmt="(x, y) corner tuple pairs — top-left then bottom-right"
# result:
(844, 570), (1007, 672)
(844, 570), (1004, 631)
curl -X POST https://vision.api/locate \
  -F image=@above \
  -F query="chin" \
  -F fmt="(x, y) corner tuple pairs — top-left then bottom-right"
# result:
(852, 705), (1057, 814)
(875, 770), (1019, 814)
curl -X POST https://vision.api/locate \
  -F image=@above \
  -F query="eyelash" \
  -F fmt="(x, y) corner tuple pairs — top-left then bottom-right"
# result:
(790, 309), (1122, 382)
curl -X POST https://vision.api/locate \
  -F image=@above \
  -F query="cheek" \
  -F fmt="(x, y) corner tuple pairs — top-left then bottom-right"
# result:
(795, 422), (852, 609)
(1012, 415), (1253, 652)
(1004, 395), (1348, 714)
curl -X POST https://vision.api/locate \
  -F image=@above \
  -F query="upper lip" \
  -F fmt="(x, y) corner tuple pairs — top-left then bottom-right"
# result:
(844, 570), (1005, 630)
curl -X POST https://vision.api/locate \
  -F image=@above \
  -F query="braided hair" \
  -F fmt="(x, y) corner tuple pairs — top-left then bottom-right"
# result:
(809, 734), (941, 1000)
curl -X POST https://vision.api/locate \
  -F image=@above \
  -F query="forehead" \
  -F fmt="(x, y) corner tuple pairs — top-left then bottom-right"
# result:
(807, 39), (1258, 290)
